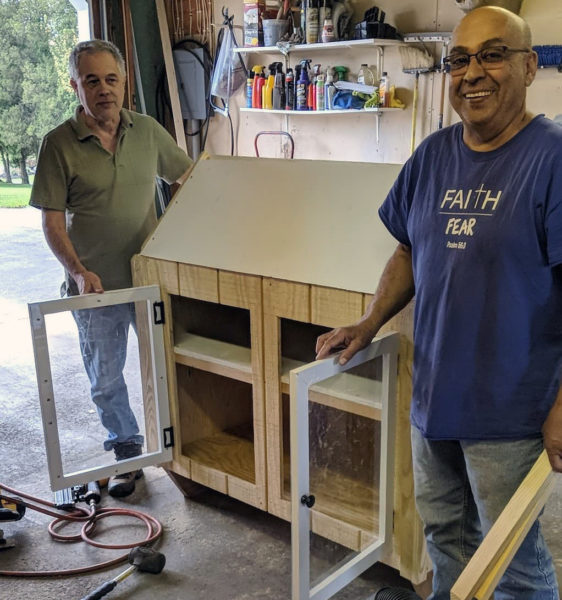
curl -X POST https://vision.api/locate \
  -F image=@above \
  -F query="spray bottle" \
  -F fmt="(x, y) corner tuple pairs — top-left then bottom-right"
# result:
(251, 65), (265, 108)
(324, 66), (336, 110)
(263, 63), (276, 110)
(293, 63), (302, 110)
(309, 63), (321, 110)
(296, 59), (310, 111)
(333, 65), (348, 82)
(316, 71), (325, 111)
(272, 63), (286, 110)
(285, 68), (295, 110)
(246, 70), (254, 108)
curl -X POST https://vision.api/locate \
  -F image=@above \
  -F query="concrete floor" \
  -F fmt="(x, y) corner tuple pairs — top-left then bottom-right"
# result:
(0, 207), (560, 600)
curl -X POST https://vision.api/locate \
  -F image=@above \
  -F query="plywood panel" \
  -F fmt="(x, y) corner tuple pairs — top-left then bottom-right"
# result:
(141, 157), (402, 295)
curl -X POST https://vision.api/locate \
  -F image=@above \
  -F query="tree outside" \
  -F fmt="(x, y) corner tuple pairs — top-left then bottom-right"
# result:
(0, 0), (77, 199)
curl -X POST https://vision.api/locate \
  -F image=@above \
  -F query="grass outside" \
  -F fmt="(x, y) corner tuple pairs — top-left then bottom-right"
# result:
(0, 180), (33, 208)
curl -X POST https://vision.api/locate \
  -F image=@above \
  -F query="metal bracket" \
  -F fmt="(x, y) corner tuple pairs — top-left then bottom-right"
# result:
(163, 426), (175, 448)
(153, 301), (165, 325)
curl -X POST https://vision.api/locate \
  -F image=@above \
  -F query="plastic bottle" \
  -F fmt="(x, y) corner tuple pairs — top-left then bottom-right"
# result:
(255, 68), (266, 109)
(272, 63), (286, 110)
(285, 68), (295, 110)
(321, 0), (334, 43)
(263, 63), (276, 110)
(379, 71), (390, 107)
(310, 64), (321, 110)
(316, 72), (325, 111)
(246, 71), (254, 108)
(296, 60), (310, 111)
(333, 65), (348, 82)
(324, 66), (336, 110)
(305, 0), (319, 44)
(357, 63), (375, 86)
(293, 63), (302, 110)
(251, 65), (264, 108)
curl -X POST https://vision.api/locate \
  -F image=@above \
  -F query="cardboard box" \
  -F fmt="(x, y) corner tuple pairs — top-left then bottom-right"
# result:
(244, 0), (265, 47)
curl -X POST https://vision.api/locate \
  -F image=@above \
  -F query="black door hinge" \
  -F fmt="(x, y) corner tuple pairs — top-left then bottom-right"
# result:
(163, 426), (174, 448)
(153, 301), (165, 325)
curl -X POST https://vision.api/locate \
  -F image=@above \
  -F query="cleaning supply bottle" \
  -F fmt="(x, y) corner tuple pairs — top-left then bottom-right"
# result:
(251, 65), (264, 108)
(255, 68), (266, 109)
(296, 60), (310, 111)
(333, 65), (348, 82)
(357, 63), (375, 85)
(285, 68), (295, 110)
(272, 63), (286, 110)
(246, 70), (254, 108)
(263, 63), (276, 110)
(316, 72), (325, 111)
(309, 63), (321, 110)
(305, 0), (318, 44)
(321, 0), (334, 43)
(324, 66), (336, 110)
(293, 63), (302, 110)
(379, 71), (390, 107)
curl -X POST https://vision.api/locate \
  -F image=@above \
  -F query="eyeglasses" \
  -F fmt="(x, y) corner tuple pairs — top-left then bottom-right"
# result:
(443, 45), (530, 74)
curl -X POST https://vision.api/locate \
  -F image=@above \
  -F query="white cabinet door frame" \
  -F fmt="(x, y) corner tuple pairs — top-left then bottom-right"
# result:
(290, 332), (399, 600)
(28, 285), (173, 491)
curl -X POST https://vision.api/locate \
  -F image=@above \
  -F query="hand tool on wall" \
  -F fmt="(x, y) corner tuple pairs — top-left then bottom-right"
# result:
(80, 547), (166, 600)
(399, 46), (434, 154)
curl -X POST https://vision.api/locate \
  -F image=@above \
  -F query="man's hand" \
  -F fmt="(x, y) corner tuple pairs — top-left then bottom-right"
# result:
(315, 323), (376, 365)
(73, 270), (104, 295)
(543, 393), (562, 472)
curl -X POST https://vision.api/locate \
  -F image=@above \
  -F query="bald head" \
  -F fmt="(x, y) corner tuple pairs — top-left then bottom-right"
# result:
(453, 6), (532, 49)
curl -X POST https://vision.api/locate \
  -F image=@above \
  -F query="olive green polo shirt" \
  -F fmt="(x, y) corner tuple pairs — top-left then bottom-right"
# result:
(30, 107), (191, 293)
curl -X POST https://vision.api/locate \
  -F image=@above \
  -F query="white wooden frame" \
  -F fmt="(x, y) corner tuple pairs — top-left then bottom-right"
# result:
(28, 286), (173, 491)
(290, 332), (400, 600)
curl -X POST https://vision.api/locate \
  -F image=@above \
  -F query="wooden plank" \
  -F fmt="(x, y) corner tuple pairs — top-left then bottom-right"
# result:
(311, 510), (362, 552)
(155, 0), (187, 152)
(178, 264), (219, 302)
(219, 271), (262, 308)
(451, 450), (555, 600)
(263, 278), (310, 322)
(228, 476), (260, 508)
(190, 462), (228, 494)
(164, 467), (208, 498)
(311, 285), (364, 328)
(174, 332), (252, 382)
(131, 255), (179, 294)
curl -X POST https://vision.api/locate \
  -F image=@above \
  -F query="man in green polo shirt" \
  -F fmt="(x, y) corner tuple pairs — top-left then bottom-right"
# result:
(30, 39), (191, 497)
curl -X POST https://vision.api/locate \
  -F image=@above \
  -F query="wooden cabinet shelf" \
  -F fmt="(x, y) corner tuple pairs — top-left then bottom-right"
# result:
(280, 357), (382, 420)
(184, 429), (256, 483)
(174, 332), (252, 383)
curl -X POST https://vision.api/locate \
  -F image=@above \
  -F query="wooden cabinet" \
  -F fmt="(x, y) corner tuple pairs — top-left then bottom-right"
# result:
(132, 154), (430, 584)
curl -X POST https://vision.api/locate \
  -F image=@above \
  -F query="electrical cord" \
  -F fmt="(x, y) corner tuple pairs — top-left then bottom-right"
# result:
(0, 482), (163, 577)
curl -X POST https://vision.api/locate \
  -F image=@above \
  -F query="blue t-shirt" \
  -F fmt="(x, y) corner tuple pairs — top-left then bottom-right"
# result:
(379, 116), (562, 440)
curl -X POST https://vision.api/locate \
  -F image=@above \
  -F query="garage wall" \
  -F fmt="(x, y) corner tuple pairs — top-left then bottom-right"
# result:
(203, 0), (562, 163)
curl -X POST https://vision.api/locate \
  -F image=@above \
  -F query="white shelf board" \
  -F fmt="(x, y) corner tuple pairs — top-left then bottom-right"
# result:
(234, 38), (405, 54)
(174, 332), (252, 383)
(281, 357), (382, 420)
(240, 107), (402, 115)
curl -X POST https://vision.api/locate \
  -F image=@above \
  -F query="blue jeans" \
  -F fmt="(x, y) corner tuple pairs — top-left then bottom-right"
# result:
(73, 303), (144, 452)
(411, 427), (559, 600)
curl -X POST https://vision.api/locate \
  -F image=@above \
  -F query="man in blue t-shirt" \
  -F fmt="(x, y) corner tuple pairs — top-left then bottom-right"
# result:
(316, 7), (561, 599)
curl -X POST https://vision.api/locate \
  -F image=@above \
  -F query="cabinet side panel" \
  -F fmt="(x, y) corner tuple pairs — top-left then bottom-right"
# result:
(311, 286), (364, 328)
(263, 278), (310, 322)
(131, 255), (178, 462)
(178, 263), (219, 302)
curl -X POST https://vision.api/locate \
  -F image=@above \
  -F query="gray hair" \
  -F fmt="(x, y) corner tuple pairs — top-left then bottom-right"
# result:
(69, 40), (126, 80)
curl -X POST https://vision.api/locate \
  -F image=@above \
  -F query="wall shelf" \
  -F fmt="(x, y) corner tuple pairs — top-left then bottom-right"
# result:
(240, 107), (402, 115)
(234, 38), (405, 55)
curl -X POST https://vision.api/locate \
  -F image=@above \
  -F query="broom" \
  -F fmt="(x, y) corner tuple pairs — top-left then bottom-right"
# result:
(399, 46), (435, 154)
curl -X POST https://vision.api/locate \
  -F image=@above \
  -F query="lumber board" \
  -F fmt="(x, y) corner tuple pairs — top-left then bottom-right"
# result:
(311, 285), (364, 328)
(450, 450), (556, 600)
(155, 0), (187, 152)
(178, 264), (219, 302)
